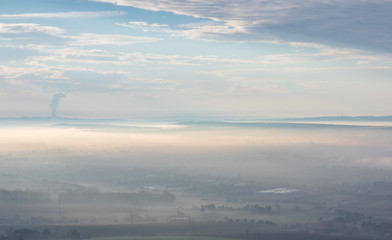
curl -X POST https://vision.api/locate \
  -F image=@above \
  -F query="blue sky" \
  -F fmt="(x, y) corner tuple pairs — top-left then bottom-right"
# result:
(1, 0), (392, 118)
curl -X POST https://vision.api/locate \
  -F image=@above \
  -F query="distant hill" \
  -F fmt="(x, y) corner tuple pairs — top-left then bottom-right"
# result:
(177, 121), (392, 130)
(275, 115), (392, 122)
(2, 115), (392, 123)
(1, 116), (392, 128)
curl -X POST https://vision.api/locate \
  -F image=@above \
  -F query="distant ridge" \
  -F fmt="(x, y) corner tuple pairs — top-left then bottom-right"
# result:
(177, 121), (392, 130)
(1, 115), (392, 123)
(275, 115), (392, 122)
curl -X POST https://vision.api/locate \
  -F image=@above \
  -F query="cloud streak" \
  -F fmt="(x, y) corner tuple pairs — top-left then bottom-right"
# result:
(0, 23), (64, 35)
(93, 0), (392, 52)
(0, 22), (161, 46)
(0, 11), (127, 19)
(118, 20), (247, 40)
(70, 33), (161, 46)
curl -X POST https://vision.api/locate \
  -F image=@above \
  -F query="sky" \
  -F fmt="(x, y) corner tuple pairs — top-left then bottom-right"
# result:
(1, 0), (392, 119)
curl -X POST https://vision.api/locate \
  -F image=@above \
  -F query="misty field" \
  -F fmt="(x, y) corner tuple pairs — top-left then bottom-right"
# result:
(1, 121), (392, 239)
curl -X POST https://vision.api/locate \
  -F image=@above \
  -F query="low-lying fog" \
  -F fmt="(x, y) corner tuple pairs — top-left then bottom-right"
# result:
(1, 119), (392, 229)
(1, 120), (391, 188)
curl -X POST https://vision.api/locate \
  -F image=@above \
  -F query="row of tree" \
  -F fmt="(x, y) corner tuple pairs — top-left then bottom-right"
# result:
(0, 228), (91, 240)
(0, 189), (50, 202)
(201, 204), (277, 214)
(0, 188), (176, 204)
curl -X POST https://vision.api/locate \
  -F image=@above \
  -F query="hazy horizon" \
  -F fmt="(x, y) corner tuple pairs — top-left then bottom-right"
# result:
(1, 1), (392, 238)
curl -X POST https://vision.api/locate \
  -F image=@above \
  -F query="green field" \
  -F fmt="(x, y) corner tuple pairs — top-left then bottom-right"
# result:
(92, 237), (240, 240)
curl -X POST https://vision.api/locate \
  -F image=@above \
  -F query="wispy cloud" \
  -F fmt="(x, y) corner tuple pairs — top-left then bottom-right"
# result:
(0, 11), (127, 19)
(92, 0), (392, 52)
(70, 33), (161, 46)
(0, 22), (161, 47)
(118, 21), (169, 30)
(0, 64), (68, 80)
(89, 0), (297, 21)
(0, 23), (64, 35)
(118, 20), (247, 41)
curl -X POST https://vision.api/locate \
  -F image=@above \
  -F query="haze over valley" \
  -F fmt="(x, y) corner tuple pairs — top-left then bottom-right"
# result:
(1, 0), (392, 239)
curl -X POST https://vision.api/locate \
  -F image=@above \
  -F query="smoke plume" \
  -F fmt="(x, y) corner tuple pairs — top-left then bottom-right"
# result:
(50, 93), (66, 118)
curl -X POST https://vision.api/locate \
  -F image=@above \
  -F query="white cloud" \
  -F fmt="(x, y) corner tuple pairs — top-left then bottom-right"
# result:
(0, 11), (126, 19)
(89, 0), (297, 21)
(0, 23), (64, 35)
(0, 23), (161, 47)
(118, 20), (247, 41)
(177, 21), (247, 39)
(117, 21), (173, 35)
(90, 0), (392, 24)
(119, 21), (169, 29)
(91, 0), (392, 52)
(0, 64), (65, 80)
(10, 37), (392, 71)
(70, 33), (161, 46)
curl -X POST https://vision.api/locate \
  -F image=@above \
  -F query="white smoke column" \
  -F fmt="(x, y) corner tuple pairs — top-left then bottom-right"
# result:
(50, 93), (66, 118)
